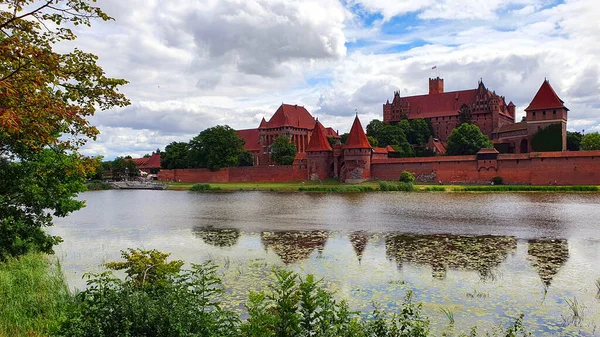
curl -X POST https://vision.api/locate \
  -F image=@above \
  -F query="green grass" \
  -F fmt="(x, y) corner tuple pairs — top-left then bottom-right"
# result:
(0, 253), (70, 337)
(378, 181), (415, 191)
(189, 183), (221, 191)
(298, 186), (376, 192)
(460, 185), (599, 192)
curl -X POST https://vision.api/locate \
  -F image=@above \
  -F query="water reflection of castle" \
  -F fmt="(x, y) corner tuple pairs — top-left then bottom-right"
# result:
(192, 228), (569, 287)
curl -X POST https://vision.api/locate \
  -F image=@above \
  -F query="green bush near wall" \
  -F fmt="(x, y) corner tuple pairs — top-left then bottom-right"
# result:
(531, 124), (562, 152)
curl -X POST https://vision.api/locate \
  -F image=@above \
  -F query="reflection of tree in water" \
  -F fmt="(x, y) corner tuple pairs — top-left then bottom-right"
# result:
(349, 231), (369, 263)
(193, 227), (241, 247)
(261, 231), (328, 264)
(527, 238), (569, 288)
(385, 234), (517, 280)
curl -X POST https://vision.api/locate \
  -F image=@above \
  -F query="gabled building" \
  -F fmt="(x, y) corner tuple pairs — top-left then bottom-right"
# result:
(237, 104), (340, 166)
(383, 77), (515, 142)
(131, 151), (161, 174)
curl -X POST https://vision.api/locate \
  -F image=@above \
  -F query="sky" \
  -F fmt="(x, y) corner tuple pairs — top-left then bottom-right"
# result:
(63, 0), (599, 159)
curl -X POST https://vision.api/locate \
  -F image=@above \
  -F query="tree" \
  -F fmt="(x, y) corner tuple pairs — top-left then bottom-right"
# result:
(408, 119), (431, 145)
(189, 125), (245, 171)
(161, 141), (191, 169)
(326, 136), (337, 147)
(581, 132), (600, 150)
(238, 150), (254, 167)
(377, 124), (407, 147)
(111, 157), (140, 181)
(458, 104), (472, 125)
(340, 133), (349, 144)
(271, 135), (297, 165)
(367, 136), (379, 147)
(567, 131), (583, 151)
(0, 1), (129, 260)
(531, 124), (562, 152)
(366, 119), (384, 138)
(446, 123), (493, 156)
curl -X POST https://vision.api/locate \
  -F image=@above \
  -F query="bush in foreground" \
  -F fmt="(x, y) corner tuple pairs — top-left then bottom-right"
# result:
(55, 249), (533, 337)
(379, 181), (415, 192)
(399, 170), (416, 184)
(190, 183), (220, 191)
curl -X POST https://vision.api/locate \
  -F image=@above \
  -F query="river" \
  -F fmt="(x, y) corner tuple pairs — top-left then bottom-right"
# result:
(51, 190), (600, 335)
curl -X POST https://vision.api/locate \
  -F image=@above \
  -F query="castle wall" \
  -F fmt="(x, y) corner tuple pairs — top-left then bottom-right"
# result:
(371, 151), (600, 185)
(158, 166), (308, 183)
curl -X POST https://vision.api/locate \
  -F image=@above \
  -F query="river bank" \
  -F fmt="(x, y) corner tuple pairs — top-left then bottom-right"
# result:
(165, 181), (600, 192)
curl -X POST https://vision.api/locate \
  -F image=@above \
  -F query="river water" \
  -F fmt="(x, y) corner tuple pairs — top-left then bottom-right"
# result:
(51, 190), (600, 335)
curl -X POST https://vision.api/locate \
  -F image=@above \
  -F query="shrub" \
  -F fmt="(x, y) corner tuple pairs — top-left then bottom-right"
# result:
(190, 183), (220, 191)
(399, 170), (416, 183)
(491, 176), (503, 185)
(379, 181), (414, 192)
(85, 180), (113, 190)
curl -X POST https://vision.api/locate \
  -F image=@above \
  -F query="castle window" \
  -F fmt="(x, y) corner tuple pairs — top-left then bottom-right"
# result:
(553, 110), (556, 114)
(543, 111), (546, 116)
(533, 112), (536, 117)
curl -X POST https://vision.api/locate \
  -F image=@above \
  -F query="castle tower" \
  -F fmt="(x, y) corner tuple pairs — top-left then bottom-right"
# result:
(524, 80), (568, 152)
(305, 120), (333, 181)
(342, 115), (372, 183)
(429, 77), (444, 95)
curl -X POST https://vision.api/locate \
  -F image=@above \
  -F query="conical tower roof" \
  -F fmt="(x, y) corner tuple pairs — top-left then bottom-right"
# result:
(306, 120), (332, 152)
(525, 80), (568, 111)
(259, 117), (267, 128)
(344, 115), (372, 149)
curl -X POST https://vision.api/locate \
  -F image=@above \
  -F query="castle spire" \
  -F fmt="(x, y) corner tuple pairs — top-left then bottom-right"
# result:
(259, 117), (267, 128)
(306, 120), (332, 152)
(344, 115), (371, 149)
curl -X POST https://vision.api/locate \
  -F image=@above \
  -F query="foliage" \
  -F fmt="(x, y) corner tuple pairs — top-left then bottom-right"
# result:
(367, 135), (379, 147)
(109, 157), (140, 180)
(271, 136), (297, 165)
(567, 131), (583, 151)
(378, 181), (415, 192)
(366, 119), (385, 138)
(238, 150), (254, 167)
(531, 124), (563, 152)
(85, 180), (112, 191)
(366, 292), (430, 337)
(327, 136), (338, 147)
(0, 253), (70, 337)
(104, 249), (185, 288)
(458, 104), (473, 125)
(491, 176), (504, 185)
(189, 125), (246, 171)
(446, 123), (493, 156)
(161, 141), (191, 169)
(580, 132), (600, 151)
(340, 133), (350, 144)
(57, 251), (239, 337)
(399, 170), (416, 183)
(391, 143), (416, 158)
(0, 0), (129, 259)
(190, 183), (220, 192)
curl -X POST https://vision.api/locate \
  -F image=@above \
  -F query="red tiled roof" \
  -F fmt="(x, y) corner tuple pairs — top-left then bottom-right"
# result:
(477, 148), (499, 154)
(525, 80), (568, 111)
(131, 152), (161, 169)
(494, 122), (528, 133)
(372, 147), (388, 154)
(259, 117), (267, 128)
(265, 104), (316, 129)
(306, 120), (332, 152)
(293, 152), (307, 164)
(237, 128), (261, 151)
(385, 145), (396, 152)
(344, 116), (372, 149)
(325, 127), (341, 139)
(431, 139), (446, 155)
(401, 89), (478, 118)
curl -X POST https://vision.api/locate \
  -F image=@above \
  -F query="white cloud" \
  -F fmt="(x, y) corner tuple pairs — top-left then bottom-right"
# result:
(53, 0), (600, 158)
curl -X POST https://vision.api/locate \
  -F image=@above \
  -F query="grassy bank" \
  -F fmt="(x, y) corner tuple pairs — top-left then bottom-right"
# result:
(169, 180), (600, 193)
(0, 253), (70, 337)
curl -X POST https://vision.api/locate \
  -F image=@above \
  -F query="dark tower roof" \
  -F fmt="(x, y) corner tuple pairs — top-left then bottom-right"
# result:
(344, 115), (372, 149)
(306, 120), (332, 152)
(525, 80), (569, 111)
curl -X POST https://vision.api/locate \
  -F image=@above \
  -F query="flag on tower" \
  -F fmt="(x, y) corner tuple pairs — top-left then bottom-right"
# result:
(431, 65), (437, 70)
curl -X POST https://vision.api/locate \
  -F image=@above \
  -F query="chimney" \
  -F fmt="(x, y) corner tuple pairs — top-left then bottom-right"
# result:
(429, 77), (444, 95)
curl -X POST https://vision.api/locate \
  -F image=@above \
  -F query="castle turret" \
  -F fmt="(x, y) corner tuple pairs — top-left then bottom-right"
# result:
(429, 77), (444, 95)
(342, 115), (372, 183)
(306, 120), (333, 180)
(524, 80), (568, 152)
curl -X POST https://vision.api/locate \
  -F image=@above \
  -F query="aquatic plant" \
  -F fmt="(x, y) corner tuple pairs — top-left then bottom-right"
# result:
(562, 297), (585, 327)
(439, 307), (455, 325)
